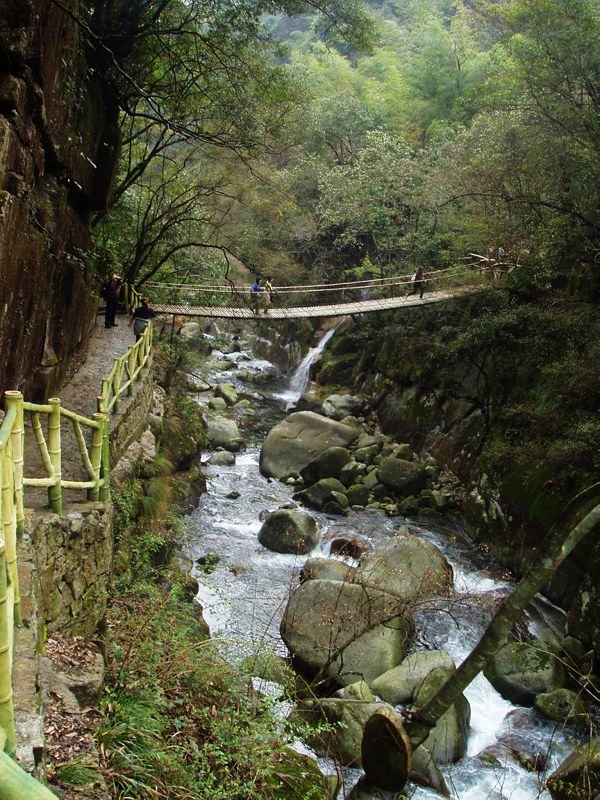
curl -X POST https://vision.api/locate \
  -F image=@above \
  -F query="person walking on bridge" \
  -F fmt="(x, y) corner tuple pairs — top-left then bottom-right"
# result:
(408, 266), (426, 299)
(250, 277), (264, 315)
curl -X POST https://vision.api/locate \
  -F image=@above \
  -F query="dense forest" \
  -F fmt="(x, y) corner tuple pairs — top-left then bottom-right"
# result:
(91, 0), (599, 300)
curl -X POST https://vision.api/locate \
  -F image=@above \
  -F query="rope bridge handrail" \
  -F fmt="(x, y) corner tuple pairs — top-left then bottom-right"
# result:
(140, 263), (487, 319)
(143, 264), (473, 295)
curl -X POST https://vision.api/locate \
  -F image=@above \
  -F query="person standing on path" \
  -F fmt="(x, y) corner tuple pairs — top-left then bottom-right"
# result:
(102, 274), (122, 328)
(408, 266), (426, 299)
(129, 297), (157, 340)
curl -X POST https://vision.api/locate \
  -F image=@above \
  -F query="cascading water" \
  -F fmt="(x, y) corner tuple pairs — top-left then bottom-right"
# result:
(187, 331), (575, 800)
(275, 327), (337, 404)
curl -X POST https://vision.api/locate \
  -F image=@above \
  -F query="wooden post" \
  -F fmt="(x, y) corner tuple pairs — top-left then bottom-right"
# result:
(88, 413), (104, 501)
(47, 398), (62, 515)
(0, 542), (16, 755)
(4, 394), (24, 539)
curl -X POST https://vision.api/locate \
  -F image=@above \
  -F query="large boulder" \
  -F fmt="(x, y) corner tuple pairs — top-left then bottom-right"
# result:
(413, 666), (471, 763)
(377, 457), (429, 495)
(205, 416), (243, 451)
(483, 641), (566, 706)
(321, 394), (363, 421)
(356, 529), (453, 606)
(260, 411), (359, 480)
(280, 579), (412, 685)
(300, 557), (356, 583)
(300, 446), (352, 484)
(372, 650), (456, 704)
(258, 510), (319, 555)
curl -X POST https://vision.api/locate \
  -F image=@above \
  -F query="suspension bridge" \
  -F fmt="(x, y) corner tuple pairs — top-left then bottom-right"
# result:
(144, 263), (492, 320)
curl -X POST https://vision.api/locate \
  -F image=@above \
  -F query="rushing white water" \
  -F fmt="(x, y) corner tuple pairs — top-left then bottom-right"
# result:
(187, 335), (574, 800)
(274, 327), (337, 403)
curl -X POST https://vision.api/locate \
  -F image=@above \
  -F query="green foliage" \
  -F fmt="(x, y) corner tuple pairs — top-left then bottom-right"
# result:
(55, 760), (102, 788)
(98, 587), (335, 800)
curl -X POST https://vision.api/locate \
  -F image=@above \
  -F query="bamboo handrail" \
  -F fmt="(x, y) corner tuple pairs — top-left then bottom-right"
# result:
(0, 302), (153, 790)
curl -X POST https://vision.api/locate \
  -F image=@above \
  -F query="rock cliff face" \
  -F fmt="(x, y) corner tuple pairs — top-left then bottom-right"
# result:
(0, 0), (119, 400)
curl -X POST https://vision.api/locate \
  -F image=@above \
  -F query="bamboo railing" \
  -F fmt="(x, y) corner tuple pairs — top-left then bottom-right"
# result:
(0, 309), (153, 794)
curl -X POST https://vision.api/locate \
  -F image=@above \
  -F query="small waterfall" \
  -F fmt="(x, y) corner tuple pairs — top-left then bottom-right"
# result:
(275, 327), (337, 403)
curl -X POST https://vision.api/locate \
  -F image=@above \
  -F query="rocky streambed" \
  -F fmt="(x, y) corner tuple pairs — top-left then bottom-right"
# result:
(182, 322), (595, 800)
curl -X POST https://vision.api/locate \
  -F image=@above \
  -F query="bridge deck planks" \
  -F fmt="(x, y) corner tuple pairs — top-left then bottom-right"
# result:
(153, 286), (476, 319)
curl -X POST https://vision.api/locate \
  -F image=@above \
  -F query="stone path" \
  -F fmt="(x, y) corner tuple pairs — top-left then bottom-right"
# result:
(23, 313), (133, 509)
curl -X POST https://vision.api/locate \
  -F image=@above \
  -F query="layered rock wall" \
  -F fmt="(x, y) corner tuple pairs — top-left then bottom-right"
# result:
(0, 0), (119, 400)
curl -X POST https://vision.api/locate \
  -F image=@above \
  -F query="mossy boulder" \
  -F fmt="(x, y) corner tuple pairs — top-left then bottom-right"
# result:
(377, 457), (429, 495)
(484, 641), (566, 706)
(534, 688), (588, 728)
(413, 666), (471, 763)
(300, 446), (353, 484)
(356, 529), (453, 605)
(372, 650), (456, 704)
(280, 578), (412, 685)
(547, 736), (600, 800)
(258, 510), (319, 555)
(260, 411), (359, 480)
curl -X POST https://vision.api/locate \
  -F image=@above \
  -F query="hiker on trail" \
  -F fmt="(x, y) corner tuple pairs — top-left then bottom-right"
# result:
(250, 277), (264, 315)
(102, 274), (122, 328)
(129, 297), (157, 341)
(408, 266), (426, 299)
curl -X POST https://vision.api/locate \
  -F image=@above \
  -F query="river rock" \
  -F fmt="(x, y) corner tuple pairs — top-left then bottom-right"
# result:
(533, 688), (588, 727)
(258, 510), (319, 555)
(300, 446), (352, 484)
(372, 650), (456, 704)
(260, 411), (359, 480)
(294, 478), (348, 513)
(483, 641), (566, 706)
(280, 579), (412, 685)
(410, 745), (450, 796)
(546, 735), (600, 800)
(413, 666), (471, 763)
(356, 528), (453, 606)
(208, 450), (236, 466)
(205, 416), (243, 451)
(300, 696), (386, 766)
(377, 457), (429, 495)
(354, 445), (381, 465)
(329, 536), (369, 559)
(339, 460), (367, 486)
(321, 394), (363, 421)
(301, 557), (356, 583)
(214, 382), (238, 405)
(208, 396), (228, 410)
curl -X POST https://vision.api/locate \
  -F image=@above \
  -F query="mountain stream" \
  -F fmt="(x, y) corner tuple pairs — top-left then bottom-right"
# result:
(186, 328), (574, 800)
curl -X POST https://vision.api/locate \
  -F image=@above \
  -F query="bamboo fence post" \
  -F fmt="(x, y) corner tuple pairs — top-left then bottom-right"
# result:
(4, 394), (24, 538)
(0, 542), (15, 755)
(113, 362), (123, 412)
(99, 414), (110, 502)
(47, 398), (62, 515)
(88, 414), (104, 501)
(0, 440), (20, 627)
(127, 347), (136, 395)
